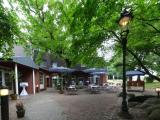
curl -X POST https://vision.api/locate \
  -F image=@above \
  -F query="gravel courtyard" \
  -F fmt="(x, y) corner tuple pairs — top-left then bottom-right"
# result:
(54, 90), (118, 120)
(7, 88), (120, 120)
(3, 87), (154, 120)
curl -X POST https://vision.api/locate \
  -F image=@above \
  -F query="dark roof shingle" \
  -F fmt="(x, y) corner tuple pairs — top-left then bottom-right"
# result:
(13, 57), (39, 69)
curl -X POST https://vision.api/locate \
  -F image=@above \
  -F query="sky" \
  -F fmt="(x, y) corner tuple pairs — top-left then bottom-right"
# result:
(97, 39), (115, 61)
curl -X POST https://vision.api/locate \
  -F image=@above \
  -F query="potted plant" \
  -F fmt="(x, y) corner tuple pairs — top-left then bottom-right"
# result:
(10, 94), (18, 100)
(59, 90), (64, 94)
(16, 101), (25, 118)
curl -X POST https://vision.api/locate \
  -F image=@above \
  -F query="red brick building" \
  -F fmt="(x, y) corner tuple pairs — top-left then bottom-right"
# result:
(0, 57), (51, 96)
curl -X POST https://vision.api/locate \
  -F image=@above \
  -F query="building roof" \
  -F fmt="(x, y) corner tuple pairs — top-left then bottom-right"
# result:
(39, 65), (49, 71)
(126, 70), (145, 76)
(13, 57), (39, 69)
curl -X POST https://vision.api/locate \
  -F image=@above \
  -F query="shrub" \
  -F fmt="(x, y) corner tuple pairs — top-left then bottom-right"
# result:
(149, 109), (160, 120)
(137, 98), (160, 109)
(128, 95), (155, 103)
(117, 93), (135, 98)
(117, 92), (123, 97)
(145, 76), (154, 83)
(146, 104), (160, 115)
(16, 101), (25, 118)
(16, 101), (24, 111)
(127, 93), (135, 98)
(10, 94), (18, 100)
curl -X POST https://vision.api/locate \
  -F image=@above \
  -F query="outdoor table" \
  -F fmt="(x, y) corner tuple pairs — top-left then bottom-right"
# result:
(67, 85), (77, 95)
(90, 85), (100, 94)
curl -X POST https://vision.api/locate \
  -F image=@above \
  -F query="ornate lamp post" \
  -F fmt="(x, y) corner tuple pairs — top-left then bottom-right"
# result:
(118, 8), (133, 114)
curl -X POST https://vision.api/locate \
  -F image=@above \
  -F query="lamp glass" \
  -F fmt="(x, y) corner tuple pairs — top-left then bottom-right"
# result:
(0, 89), (9, 96)
(119, 16), (130, 27)
(156, 88), (160, 92)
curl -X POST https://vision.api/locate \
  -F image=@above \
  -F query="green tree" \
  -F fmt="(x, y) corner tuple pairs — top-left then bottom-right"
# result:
(13, 0), (107, 67)
(111, 0), (160, 81)
(8, 0), (160, 81)
(0, 0), (19, 57)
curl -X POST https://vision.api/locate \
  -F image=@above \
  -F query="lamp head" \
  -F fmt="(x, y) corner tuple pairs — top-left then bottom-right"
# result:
(0, 86), (9, 96)
(156, 88), (160, 92)
(119, 8), (133, 27)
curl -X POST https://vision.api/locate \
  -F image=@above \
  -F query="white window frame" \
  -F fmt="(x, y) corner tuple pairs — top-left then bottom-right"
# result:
(39, 72), (45, 89)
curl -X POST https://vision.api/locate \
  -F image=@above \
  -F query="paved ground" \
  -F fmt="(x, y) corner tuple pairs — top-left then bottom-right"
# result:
(9, 89), (67, 120)
(54, 89), (118, 120)
(2, 88), (156, 120)
(6, 88), (119, 120)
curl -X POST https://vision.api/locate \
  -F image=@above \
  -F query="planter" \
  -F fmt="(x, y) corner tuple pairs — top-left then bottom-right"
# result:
(59, 90), (64, 94)
(10, 94), (17, 100)
(16, 109), (25, 118)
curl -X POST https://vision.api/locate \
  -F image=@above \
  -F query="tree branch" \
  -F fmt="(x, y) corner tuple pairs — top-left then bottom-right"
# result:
(109, 30), (121, 43)
(127, 48), (160, 81)
(136, 17), (160, 22)
(98, 25), (121, 43)
(23, 0), (36, 14)
(145, 22), (160, 33)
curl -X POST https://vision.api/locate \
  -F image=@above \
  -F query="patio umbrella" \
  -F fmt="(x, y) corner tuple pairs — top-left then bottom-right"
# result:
(90, 72), (107, 75)
(126, 70), (145, 76)
(49, 66), (74, 73)
(49, 66), (75, 92)
(83, 68), (107, 73)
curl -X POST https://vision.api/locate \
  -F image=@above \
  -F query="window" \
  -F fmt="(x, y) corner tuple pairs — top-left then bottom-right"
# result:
(40, 72), (44, 84)
(5, 72), (12, 90)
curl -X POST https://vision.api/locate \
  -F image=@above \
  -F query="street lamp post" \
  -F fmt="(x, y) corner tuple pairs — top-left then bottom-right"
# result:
(0, 86), (9, 120)
(118, 8), (133, 114)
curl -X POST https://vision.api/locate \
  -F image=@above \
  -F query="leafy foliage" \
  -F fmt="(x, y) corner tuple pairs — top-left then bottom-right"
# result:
(5, 0), (160, 81)
(0, 0), (19, 57)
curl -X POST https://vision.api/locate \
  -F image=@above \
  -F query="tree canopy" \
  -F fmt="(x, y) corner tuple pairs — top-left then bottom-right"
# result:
(5, 0), (160, 81)
(0, 0), (19, 57)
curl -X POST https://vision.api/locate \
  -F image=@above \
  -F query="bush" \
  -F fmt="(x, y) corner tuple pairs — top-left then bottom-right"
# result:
(117, 93), (135, 98)
(146, 104), (160, 115)
(149, 109), (160, 120)
(127, 93), (135, 98)
(138, 98), (160, 109)
(10, 94), (18, 100)
(138, 102), (151, 109)
(128, 102), (139, 107)
(16, 101), (24, 111)
(145, 76), (154, 83)
(117, 92), (123, 97)
(128, 95), (155, 103)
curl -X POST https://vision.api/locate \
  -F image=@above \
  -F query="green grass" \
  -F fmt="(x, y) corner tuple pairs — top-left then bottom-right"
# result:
(145, 82), (160, 89)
